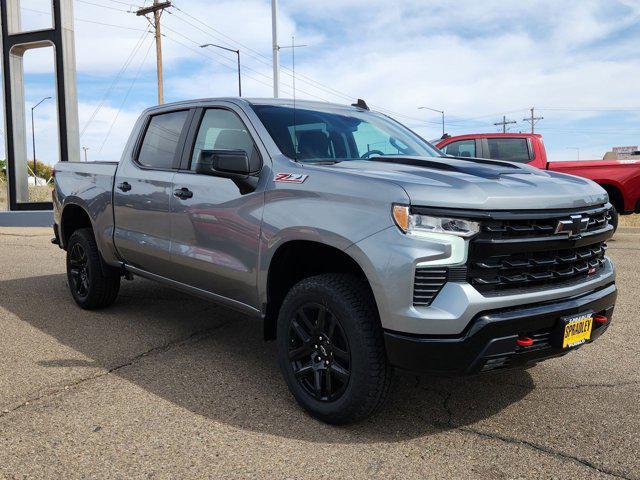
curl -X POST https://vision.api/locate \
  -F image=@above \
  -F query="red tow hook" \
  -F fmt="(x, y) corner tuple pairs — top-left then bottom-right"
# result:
(516, 336), (534, 347)
(594, 315), (608, 325)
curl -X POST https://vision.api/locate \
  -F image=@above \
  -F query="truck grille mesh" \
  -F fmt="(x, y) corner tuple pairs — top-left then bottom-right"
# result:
(467, 205), (612, 295)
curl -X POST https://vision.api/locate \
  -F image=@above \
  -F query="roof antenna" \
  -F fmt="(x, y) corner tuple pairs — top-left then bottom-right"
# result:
(280, 36), (308, 160)
(292, 36), (297, 160)
(352, 98), (370, 110)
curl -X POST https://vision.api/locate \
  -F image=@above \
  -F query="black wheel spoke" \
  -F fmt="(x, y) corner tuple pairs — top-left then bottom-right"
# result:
(288, 301), (350, 402)
(291, 320), (311, 343)
(298, 309), (315, 333)
(294, 363), (313, 379)
(289, 344), (310, 361)
(333, 346), (349, 361)
(313, 370), (322, 395)
(330, 363), (349, 381)
(316, 305), (326, 332)
(324, 369), (332, 393)
(327, 314), (336, 339)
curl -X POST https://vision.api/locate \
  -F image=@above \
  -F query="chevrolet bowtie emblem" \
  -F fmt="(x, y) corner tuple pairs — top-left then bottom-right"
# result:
(554, 214), (589, 237)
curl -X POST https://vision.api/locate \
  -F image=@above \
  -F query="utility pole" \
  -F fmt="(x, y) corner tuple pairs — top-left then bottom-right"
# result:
(271, 0), (280, 98)
(523, 107), (543, 133)
(136, 1), (172, 104)
(82, 146), (89, 162)
(494, 115), (517, 133)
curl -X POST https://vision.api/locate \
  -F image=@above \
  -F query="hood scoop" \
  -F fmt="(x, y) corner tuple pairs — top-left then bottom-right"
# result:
(367, 156), (527, 180)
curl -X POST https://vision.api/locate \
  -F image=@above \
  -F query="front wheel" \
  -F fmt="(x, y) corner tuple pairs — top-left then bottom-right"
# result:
(66, 228), (120, 309)
(277, 274), (392, 424)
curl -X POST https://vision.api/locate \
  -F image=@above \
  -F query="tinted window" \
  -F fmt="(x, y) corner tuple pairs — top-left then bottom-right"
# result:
(487, 138), (531, 163)
(137, 110), (189, 169)
(444, 139), (476, 158)
(191, 109), (261, 172)
(251, 104), (441, 161)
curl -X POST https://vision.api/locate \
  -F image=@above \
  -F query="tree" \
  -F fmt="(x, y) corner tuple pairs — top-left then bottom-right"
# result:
(29, 159), (53, 182)
(0, 158), (53, 184)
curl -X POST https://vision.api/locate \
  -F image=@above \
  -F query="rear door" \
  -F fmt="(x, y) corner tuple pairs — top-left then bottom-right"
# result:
(169, 106), (265, 307)
(113, 109), (192, 276)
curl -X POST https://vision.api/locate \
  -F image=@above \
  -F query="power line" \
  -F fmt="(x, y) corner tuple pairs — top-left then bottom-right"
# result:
(74, 0), (133, 12)
(21, 6), (147, 31)
(161, 34), (281, 93)
(98, 37), (155, 154)
(537, 107), (640, 112)
(80, 28), (152, 138)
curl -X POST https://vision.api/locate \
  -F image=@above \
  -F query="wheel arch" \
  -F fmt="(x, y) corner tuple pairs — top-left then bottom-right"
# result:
(262, 239), (377, 341)
(599, 183), (624, 213)
(60, 202), (93, 249)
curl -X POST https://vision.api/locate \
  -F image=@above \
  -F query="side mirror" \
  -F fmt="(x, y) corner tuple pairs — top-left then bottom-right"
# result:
(195, 149), (251, 177)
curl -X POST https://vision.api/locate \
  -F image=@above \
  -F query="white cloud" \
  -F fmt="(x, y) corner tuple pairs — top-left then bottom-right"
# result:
(2, 0), (640, 168)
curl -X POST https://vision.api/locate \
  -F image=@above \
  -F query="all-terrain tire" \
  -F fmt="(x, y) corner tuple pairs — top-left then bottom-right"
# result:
(66, 228), (120, 309)
(277, 274), (392, 424)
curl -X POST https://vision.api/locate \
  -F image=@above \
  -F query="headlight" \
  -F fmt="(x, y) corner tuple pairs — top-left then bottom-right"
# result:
(392, 205), (479, 238)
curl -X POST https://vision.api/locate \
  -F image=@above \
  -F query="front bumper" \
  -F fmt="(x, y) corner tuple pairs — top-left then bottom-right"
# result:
(384, 283), (616, 375)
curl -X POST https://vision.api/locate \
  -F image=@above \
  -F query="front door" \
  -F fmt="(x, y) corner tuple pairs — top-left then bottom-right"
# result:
(113, 109), (191, 276)
(170, 107), (265, 308)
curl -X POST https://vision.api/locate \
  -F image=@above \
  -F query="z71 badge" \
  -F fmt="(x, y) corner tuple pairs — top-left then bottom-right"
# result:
(274, 173), (309, 183)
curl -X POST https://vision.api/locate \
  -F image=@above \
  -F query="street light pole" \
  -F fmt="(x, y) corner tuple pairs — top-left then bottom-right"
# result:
(418, 106), (445, 137)
(31, 96), (51, 185)
(200, 44), (242, 96)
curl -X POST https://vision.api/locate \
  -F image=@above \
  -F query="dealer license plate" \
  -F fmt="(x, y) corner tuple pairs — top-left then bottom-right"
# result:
(562, 313), (593, 349)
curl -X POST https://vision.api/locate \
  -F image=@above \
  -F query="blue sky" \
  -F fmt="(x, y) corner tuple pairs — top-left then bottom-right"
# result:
(4, 0), (640, 165)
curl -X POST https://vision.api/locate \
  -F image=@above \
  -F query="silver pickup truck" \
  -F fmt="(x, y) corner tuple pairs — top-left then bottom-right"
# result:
(53, 98), (617, 424)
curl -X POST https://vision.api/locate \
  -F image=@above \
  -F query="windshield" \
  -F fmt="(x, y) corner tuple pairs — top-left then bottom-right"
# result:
(251, 104), (442, 162)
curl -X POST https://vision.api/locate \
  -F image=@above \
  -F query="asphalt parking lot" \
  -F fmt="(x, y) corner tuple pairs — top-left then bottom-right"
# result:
(0, 227), (638, 480)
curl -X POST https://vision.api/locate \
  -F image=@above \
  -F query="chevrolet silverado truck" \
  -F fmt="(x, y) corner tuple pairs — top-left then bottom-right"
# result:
(53, 98), (617, 424)
(436, 133), (640, 230)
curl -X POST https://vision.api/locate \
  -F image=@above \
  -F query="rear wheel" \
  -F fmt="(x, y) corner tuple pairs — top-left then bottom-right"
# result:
(277, 274), (392, 424)
(66, 228), (120, 309)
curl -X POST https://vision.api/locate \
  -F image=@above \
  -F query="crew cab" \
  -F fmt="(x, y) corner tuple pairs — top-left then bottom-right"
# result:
(436, 133), (640, 229)
(53, 98), (617, 424)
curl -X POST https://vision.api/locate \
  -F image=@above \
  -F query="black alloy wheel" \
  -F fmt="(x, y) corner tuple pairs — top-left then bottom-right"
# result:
(68, 242), (90, 300)
(288, 303), (351, 402)
(65, 228), (120, 309)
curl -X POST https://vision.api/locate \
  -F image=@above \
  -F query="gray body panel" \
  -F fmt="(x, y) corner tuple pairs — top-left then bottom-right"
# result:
(53, 97), (615, 335)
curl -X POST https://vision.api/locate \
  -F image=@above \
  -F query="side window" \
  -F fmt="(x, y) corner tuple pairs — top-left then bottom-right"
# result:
(137, 110), (189, 169)
(444, 139), (476, 158)
(487, 138), (531, 163)
(191, 109), (261, 172)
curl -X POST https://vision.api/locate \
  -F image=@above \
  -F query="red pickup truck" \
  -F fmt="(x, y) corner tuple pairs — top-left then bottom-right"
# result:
(436, 133), (640, 229)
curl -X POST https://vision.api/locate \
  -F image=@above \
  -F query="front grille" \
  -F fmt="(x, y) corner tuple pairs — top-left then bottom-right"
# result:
(469, 244), (607, 293)
(466, 205), (613, 295)
(481, 207), (610, 239)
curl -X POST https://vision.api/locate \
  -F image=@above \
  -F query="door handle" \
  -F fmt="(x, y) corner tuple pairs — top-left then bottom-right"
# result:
(173, 187), (193, 199)
(117, 181), (131, 192)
